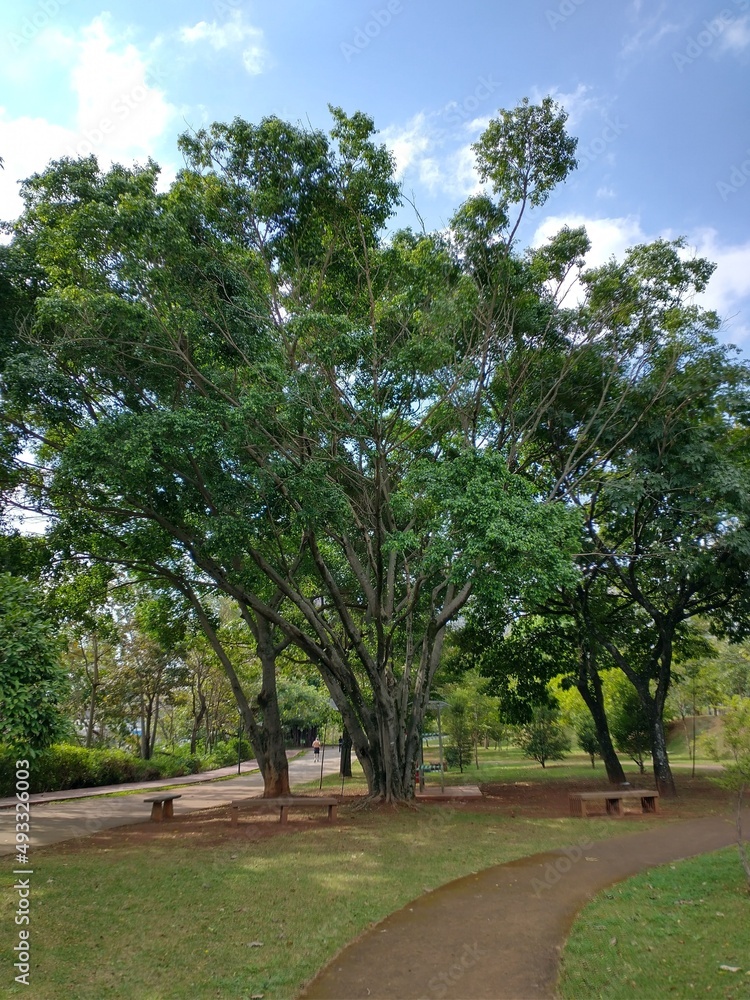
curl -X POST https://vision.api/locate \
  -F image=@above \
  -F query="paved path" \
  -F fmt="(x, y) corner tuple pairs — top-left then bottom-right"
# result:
(301, 812), (748, 1000)
(0, 749), (341, 855)
(0, 758), (273, 810)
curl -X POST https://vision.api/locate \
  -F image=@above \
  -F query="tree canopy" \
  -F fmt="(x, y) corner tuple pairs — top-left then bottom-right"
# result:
(2, 99), (749, 799)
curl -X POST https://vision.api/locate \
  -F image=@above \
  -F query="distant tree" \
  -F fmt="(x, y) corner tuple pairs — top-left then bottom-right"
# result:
(515, 705), (571, 768)
(0, 573), (69, 752)
(443, 695), (475, 772)
(704, 698), (750, 888)
(610, 681), (651, 775)
(441, 670), (498, 767)
(576, 717), (600, 768)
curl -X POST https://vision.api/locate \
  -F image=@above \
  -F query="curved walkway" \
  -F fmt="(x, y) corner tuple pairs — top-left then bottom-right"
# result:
(301, 812), (747, 1000)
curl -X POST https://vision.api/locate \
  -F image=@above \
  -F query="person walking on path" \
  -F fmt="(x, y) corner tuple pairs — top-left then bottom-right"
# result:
(312, 737), (321, 759)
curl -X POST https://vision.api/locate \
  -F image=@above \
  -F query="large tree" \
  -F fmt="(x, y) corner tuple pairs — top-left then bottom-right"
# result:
(4, 100), (731, 800)
(570, 335), (750, 795)
(1, 103), (587, 799)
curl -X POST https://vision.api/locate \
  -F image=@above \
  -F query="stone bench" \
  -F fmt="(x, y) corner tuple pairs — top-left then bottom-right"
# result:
(143, 793), (182, 822)
(230, 796), (338, 826)
(569, 789), (659, 818)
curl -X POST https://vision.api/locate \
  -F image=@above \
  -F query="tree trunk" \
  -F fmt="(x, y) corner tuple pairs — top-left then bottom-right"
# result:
(139, 693), (150, 759)
(576, 648), (626, 785)
(85, 633), (99, 749)
(180, 586), (290, 796)
(190, 691), (207, 755)
(150, 694), (160, 758)
(253, 616), (291, 797)
(649, 708), (676, 796)
(340, 727), (352, 777)
(593, 630), (675, 792)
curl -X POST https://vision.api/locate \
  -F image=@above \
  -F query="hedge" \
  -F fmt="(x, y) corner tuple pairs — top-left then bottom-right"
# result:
(0, 744), (204, 796)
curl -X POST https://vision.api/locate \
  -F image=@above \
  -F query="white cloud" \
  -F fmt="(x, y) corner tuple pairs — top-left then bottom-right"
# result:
(70, 16), (176, 160)
(0, 15), (179, 223)
(688, 229), (750, 343)
(532, 213), (750, 346)
(621, 5), (687, 59)
(381, 113), (432, 179)
(531, 83), (601, 126)
(179, 9), (270, 76)
(718, 14), (750, 53)
(381, 112), (484, 200)
(533, 213), (646, 270)
(0, 113), (73, 222)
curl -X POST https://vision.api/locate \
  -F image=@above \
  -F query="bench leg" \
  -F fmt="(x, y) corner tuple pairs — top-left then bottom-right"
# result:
(163, 799), (175, 820)
(641, 796), (658, 813)
(279, 806), (288, 824)
(328, 804), (338, 822)
(605, 798), (623, 816)
(150, 802), (163, 822)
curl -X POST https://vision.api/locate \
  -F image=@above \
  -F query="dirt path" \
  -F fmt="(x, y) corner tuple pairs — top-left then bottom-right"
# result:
(300, 813), (746, 1000)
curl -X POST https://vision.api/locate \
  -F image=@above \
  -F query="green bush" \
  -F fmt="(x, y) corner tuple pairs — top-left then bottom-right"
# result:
(0, 744), (206, 796)
(204, 736), (254, 769)
(515, 705), (572, 767)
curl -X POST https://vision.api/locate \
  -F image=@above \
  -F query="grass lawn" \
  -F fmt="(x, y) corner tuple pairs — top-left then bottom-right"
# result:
(1, 805), (654, 1000)
(1, 747), (731, 999)
(559, 847), (750, 1000)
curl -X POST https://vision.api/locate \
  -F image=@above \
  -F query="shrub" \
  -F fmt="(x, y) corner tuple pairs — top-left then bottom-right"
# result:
(0, 744), (207, 795)
(610, 687), (651, 774)
(575, 718), (601, 768)
(515, 706), (572, 767)
(204, 736), (254, 769)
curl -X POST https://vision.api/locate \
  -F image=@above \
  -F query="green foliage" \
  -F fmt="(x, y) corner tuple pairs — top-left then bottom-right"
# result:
(0, 572), (69, 753)
(575, 717), (600, 767)
(277, 676), (335, 732)
(704, 697), (750, 788)
(442, 698), (474, 772)
(514, 705), (572, 767)
(0, 743), (203, 796)
(472, 96), (578, 213)
(703, 697), (750, 887)
(203, 735), (254, 769)
(609, 680), (651, 774)
(4, 98), (748, 803)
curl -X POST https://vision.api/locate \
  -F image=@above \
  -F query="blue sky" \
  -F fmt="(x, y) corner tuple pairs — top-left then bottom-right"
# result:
(2, 0), (749, 344)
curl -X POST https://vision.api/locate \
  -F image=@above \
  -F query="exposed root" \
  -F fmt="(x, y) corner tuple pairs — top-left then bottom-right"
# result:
(349, 793), (420, 813)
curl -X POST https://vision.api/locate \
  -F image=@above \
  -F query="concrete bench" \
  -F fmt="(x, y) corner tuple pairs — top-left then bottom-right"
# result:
(569, 789), (659, 818)
(230, 796), (338, 826)
(143, 793), (182, 822)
